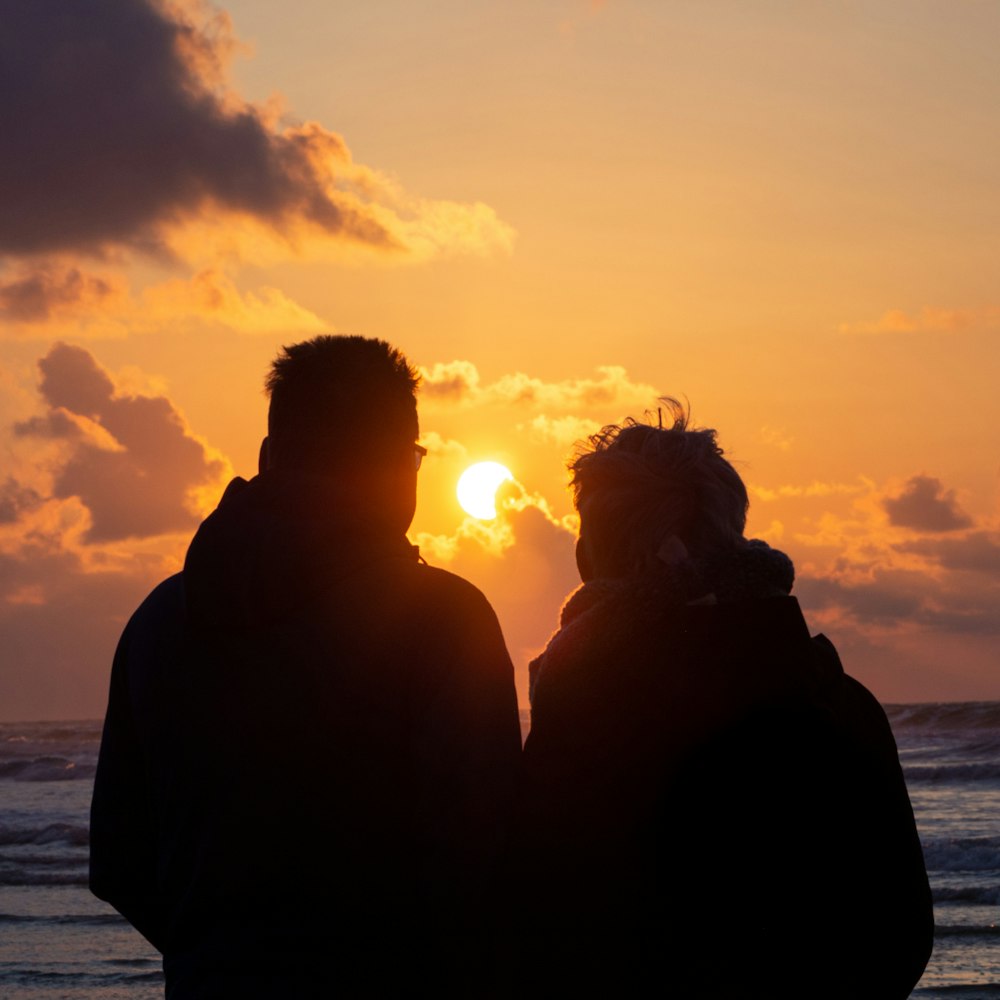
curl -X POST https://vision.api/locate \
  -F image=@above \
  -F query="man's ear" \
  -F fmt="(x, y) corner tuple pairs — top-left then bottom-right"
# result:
(258, 437), (270, 474)
(575, 536), (594, 582)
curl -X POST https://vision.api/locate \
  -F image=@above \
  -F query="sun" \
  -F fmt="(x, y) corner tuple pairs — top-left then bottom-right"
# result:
(457, 462), (514, 520)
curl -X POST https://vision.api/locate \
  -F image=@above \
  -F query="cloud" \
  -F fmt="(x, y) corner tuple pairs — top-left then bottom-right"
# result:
(415, 481), (575, 562)
(519, 414), (602, 447)
(747, 469), (999, 656)
(0, 478), (42, 524)
(14, 343), (227, 542)
(138, 268), (327, 334)
(758, 425), (794, 451)
(796, 571), (925, 629)
(491, 366), (657, 408)
(883, 475), (973, 533)
(774, 472), (1000, 677)
(0, 342), (233, 718)
(0, 264), (328, 339)
(419, 361), (659, 411)
(0, 0), (512, 264)
(796, 567), (1000, 638)
(839, 305), (1000, 335)
(419, 361), (482, 401)
(750, 480), (865, 502)
(776, 589), (999, 704)
(421, 431), (469, 461)
(896, 532), (1000, 575)
(0, 267), (124, 323)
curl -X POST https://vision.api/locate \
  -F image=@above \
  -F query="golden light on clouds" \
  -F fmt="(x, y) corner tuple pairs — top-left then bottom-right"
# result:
(3, 0), (1000, 721)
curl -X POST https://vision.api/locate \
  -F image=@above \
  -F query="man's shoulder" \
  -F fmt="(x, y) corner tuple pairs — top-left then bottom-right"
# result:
(125, 573), (186, 635)
(396, 559), (500, 625)
(409, 559), (488, 599)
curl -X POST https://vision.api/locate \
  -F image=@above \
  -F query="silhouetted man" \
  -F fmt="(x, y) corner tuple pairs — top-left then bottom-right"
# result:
(91, 336), (522, 997)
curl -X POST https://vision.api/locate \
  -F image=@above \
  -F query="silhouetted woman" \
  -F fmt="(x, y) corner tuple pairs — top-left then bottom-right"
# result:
(505, 400), (932, 999)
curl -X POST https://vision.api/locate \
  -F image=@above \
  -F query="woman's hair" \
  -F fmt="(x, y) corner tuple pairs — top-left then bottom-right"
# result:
(569, 398), (748, 577)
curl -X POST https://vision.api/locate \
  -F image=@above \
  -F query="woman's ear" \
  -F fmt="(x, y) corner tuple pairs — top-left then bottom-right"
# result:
(575, 536), (594, 582)
(258, 437), (270, 474)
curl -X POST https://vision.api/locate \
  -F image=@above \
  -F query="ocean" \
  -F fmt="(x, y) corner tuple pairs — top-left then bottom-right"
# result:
(1, 704), (997, 998)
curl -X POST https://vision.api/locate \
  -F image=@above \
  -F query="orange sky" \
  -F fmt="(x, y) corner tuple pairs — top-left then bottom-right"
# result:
(2, 0), (998, 719)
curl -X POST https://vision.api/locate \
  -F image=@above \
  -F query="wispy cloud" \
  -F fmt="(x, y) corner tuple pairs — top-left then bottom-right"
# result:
(518, 414), (602, 447)
(839, 305), (1000, 335)
(139, 269), (327, 334)
(758, 425), (794, 451)
(749, 480), (865, 502)
(420, 431), (469, 461)
(0, 265), (327, 339)
(419, 361), (659, 411)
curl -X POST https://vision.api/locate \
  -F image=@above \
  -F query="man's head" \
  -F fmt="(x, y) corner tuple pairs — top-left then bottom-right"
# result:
(569, 398), (748, 579)
(262, 335), (422, 528)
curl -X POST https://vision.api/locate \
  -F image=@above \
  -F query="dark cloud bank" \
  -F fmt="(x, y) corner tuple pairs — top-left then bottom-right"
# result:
(0, 0), (391, 258)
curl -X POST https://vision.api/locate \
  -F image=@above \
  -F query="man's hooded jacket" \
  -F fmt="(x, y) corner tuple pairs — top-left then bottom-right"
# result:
(90, 471), (522, 995)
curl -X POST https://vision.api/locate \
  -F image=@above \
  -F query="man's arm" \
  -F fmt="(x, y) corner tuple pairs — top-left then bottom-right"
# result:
(89, 625), (166, 952)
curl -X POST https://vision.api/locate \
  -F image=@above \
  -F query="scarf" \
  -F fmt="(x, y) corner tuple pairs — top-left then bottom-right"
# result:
(529, 539), (795, 704)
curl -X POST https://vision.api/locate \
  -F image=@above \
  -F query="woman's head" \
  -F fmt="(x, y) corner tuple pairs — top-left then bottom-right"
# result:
(569, 398), (748, 579)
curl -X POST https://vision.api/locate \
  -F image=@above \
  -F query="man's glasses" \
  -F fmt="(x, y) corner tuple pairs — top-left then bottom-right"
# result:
(413, 443), (428, 471)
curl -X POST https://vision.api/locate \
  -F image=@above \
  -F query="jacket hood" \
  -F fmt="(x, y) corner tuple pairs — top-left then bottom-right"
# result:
(183, 471), (419, 633)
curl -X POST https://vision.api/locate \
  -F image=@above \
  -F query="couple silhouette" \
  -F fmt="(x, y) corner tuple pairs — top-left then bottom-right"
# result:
(90, 335), (933, 999)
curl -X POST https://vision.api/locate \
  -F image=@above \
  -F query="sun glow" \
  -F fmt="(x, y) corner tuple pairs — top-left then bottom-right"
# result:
(456, 462), (514, 520)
